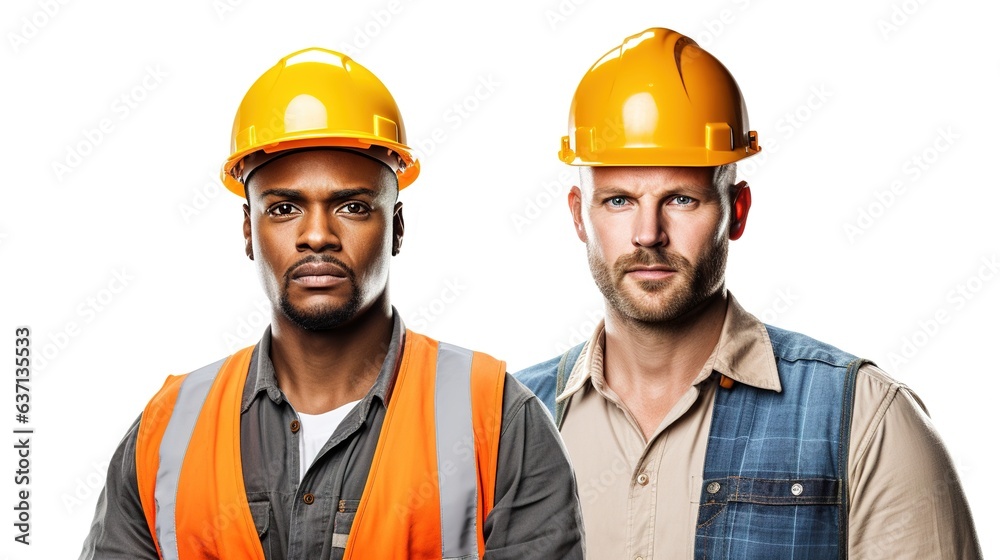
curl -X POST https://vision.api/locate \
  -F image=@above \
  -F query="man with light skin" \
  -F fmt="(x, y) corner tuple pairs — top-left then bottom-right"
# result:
(517, 27), (981, 559)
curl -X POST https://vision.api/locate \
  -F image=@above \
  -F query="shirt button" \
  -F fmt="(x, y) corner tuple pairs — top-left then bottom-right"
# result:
(706, 481), (721, 494)
(290, 420), (301, 433)
(791, 483), (804, 496)
(636, 473), (650, 486)
(302, 493), (315, 505)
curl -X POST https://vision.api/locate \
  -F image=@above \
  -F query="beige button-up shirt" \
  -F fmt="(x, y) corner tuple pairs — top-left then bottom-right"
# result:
(557, 294), (981, 559)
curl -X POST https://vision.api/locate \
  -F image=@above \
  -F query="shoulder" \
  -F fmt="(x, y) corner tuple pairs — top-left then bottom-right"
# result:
(850, 362), (928, 452)
(513, 354), (562, 395)
(765, 324), (860, 368)
(512, 343), (586, 419)
(846, 365), (980, 556)
(855, 363), (908, 397)
(500, 373), (546, 427)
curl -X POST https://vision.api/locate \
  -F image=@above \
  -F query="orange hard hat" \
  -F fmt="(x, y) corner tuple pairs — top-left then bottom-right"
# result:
(559, 27), (760, 167)
(221, 48), (419, 196)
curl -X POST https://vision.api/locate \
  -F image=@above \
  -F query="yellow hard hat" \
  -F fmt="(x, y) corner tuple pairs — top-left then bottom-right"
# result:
(559, 28), (760, 167)
(221, 47), (420, 196)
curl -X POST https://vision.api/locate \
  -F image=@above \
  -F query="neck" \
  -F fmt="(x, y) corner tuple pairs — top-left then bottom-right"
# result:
(603, 289), (728, 401)
(269, 296), (394, 414)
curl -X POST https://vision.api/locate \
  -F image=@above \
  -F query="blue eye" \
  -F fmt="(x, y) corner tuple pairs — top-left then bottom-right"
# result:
(608, 196), (628, 207)
(673, 196), (694, 206)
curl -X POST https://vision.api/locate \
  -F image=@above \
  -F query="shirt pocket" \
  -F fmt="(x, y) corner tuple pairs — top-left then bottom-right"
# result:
(248, 500), (272, 538)
(331, 499), (360, 550)
(695, 475), (842, 557)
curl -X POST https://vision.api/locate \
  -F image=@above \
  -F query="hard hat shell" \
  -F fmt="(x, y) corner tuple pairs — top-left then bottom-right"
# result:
(221, 47), (419, 196)
(559, 28), (760, 167)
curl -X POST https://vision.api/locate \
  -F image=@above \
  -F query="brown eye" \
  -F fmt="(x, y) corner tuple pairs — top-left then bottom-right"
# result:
(339, 202), (371, 215)
(268, 203), (298, 216)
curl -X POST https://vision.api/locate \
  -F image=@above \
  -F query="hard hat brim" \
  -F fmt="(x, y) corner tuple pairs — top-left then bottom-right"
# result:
(559, 143), (762, 168)
(221, 134), (419, 197)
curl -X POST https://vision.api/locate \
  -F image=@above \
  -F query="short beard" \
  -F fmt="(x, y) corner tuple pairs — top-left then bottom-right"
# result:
(279, 255), (362, 331)
(588, 241), (727, 325)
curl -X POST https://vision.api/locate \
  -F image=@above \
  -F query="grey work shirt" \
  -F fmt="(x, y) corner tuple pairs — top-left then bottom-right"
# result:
(80, 312), (585, 559)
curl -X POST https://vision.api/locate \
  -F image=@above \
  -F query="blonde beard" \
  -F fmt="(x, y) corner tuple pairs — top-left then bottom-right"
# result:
(587, 241), (727, 325)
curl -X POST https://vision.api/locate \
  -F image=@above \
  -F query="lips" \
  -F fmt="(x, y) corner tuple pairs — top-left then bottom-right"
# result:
(289, 261), (349, 288)
(625, 265), (675, 273)
(625, 265), (676, 281)
(291, 261), (348, 279)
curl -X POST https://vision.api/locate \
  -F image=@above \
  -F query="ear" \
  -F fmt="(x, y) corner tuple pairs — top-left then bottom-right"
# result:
(568, 186), (588, 243)
(729, 181), (751, 241)
(392, 201), (404, 256)
(243, 203), (254, 260)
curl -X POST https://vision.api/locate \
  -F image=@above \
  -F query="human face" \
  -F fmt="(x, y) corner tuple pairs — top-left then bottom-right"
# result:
(242, 149), (402, 331)
(569, 166), (734, 325)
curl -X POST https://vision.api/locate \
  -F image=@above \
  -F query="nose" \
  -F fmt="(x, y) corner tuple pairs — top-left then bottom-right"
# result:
(297, 206), (341, 253)
(632, 201), (667, 248)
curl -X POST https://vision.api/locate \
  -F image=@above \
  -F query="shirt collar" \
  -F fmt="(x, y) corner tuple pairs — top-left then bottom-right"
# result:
(557, 292), (781, 403)
(241, 308), (406, 413)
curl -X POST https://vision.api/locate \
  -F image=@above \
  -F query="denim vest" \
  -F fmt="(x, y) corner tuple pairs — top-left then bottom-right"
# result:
(516, 325), (869, 560)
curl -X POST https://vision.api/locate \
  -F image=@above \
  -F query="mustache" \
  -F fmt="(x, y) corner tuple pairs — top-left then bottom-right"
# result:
(613, 249), (691, 276)
(284, 255), (356, 284)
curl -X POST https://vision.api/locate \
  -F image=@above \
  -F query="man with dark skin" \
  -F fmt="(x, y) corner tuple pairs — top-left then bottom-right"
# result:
(245, 150), (401, 415)
(81, 48), (585, 560)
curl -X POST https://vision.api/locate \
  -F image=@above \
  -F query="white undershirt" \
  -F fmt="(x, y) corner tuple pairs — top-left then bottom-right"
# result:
(296, 400), (361, 481)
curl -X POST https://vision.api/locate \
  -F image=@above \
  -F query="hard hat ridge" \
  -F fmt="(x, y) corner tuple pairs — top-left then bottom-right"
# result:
(560, 27), (760, 168)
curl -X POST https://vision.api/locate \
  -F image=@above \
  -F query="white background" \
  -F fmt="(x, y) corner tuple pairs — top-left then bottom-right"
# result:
(2, 0), (997, 558)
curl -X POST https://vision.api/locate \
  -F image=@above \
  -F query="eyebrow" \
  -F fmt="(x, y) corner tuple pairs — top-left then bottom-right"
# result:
(257, 187), (379, 201)
(591, 182), (714, 197)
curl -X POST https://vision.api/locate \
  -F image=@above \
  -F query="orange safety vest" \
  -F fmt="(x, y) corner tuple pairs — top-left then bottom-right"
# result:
(134, 330), (506, 559)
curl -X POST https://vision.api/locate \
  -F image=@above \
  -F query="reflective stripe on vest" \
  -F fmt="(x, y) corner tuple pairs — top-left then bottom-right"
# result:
(136, 347), (261, 560)
(435, 342), (478, 558)
(137, 332), (504, 559)
(155, 357), (227, 560)
(343, 331), (504, 559)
